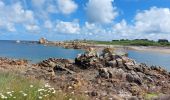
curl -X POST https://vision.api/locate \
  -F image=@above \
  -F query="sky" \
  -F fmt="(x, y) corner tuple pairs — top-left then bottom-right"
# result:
(0, 0), (170, 41)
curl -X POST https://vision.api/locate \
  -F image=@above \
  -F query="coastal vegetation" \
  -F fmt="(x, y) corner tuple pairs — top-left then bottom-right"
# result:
(87, 39), (170, 46)
(0, 72), (87, 100)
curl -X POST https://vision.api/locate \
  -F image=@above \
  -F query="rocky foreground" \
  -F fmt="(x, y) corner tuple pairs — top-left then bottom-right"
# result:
(0, 48), (170, 100)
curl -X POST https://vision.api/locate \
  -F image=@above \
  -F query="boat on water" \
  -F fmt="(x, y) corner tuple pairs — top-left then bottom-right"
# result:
(16, 40), (20, 43)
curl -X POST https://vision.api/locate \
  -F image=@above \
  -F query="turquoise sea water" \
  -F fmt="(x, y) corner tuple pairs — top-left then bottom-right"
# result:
(0, 40), (170, 70)
(0, 40), (84, 63)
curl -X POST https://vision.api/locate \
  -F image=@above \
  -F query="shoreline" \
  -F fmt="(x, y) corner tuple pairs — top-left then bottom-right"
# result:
(127, 46), (170, 54)
(41, 40), (170, 54)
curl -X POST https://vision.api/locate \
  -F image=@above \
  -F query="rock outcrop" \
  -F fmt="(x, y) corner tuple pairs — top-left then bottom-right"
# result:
(1, 47), (170, 100)
(45, 40), (92, 49)
(0, 58), (28, 73)
(26, 47), (170, 99)
(39, 38), (47, 44)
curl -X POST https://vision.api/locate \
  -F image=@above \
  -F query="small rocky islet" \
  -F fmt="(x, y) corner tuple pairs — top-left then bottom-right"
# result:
(0, 48), (170, 100)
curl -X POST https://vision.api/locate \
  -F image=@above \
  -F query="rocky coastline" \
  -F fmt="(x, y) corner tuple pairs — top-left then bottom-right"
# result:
(38, 38), (106, 50)
(38, 38), (170, 55)
(0, 48), (170, 100)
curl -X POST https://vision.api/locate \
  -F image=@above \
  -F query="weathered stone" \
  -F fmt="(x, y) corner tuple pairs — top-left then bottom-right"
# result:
(98, 68), (125, 79)
(133, 75), (142, 85)
(116, 68), (125, 78)
(144, 76), (154, 83)
(126, 73), (134, 82)
(39, 38), (47, 44)
(75, 48), (100, 69)
(102, 47), (115, 55)
(127, 96), (139, 100)
(153, 95), (170, 100)
(122, 56), (130, 63)
(125, 63), (134, 70)
(112, 95), (124, 100)
(135, 66), (143, 72)
(126, 73), (142, 85)
(116, 58), (124, 68)
(90, 91), (98, 96)
(106, 60), (117, 67)
(98, 68), (110, 78)
(54, 64), (75, 74)
(136, 72), (145, 78)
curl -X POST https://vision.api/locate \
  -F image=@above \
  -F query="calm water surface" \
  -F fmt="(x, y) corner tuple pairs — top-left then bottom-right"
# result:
(128, 50), (170, 70)
(0, 40), (170, 70)
(0, 40), (84, 63)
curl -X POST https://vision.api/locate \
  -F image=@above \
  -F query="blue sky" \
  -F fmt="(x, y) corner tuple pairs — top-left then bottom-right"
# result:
(0, 0), (170, 41)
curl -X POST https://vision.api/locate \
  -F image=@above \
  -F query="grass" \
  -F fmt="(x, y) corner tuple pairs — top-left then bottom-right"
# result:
(87, 40), (170, 46)
(0, 72), (88, 100)
(144, 93), (159, 100)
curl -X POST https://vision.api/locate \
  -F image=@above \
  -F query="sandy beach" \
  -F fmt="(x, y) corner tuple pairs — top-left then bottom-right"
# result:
(128, 46), (170, 54)
(91, 44), (170, 54)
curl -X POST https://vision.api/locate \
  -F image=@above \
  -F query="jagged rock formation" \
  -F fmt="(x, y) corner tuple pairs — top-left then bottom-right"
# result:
(24, 47), (170, 99)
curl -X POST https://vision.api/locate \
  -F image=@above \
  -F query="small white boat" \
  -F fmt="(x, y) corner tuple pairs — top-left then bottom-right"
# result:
(16, 40), (20, 43)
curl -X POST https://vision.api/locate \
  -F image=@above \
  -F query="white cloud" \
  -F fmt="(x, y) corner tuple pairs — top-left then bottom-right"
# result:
(47, 4), (58, 13)
(6, 23), (16, 32)
(55, 20), (80, 34)
(112, 7), (170, 40)
(80, 7), (170, 40)
(31, 0), (78, 15)
(57, 0), (78, 15)
(82, 22), (107, 35)
(44, 20), (53, 29)
(25, 24), (40, 32)
(0, 1), (38, 32)
(134, 7), (170, 34)
(86, 0), (118, 24)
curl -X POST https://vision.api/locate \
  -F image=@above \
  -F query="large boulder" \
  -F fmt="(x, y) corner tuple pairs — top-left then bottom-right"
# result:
(75, 48), (100, 69)
(98, 68), (125, 79)
(106, 60), (117, 67)
(39, 38), (47, 44)
(116, 58), (124, 68)
(26, 58), (75, 80)
(101, 47), (116, 61)
(102, 47), (115, 55)
(98, 68), (111, 78)
(126, 73), (143, 85)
